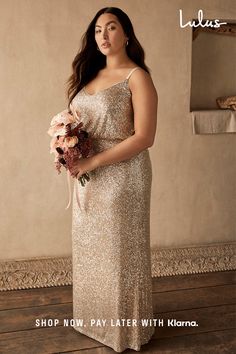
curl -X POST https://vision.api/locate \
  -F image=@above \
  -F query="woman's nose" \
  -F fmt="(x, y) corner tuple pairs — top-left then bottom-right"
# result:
(102, 29), (108, 38)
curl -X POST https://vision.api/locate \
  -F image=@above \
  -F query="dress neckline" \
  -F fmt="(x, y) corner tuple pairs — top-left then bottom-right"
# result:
(83, 78), (129, 96)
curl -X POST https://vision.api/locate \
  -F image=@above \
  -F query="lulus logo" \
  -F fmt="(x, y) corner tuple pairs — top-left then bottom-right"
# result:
(179, 9), (227, 28)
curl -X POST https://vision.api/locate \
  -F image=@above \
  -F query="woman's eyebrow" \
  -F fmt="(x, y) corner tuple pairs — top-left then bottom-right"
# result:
(95, 21), (117, 27)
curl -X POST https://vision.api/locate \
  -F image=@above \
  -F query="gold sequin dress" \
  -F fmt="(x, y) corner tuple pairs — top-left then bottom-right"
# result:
(70, 67), (154, 352)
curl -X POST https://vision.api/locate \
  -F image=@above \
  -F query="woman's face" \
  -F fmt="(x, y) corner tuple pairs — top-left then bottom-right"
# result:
(95, 13), (128, 54)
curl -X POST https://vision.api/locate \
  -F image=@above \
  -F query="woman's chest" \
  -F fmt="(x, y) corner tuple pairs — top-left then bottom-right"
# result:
(70, 87), (134, 139)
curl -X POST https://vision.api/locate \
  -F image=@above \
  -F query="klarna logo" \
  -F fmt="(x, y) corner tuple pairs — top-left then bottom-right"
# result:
(179, 9), (227, 28)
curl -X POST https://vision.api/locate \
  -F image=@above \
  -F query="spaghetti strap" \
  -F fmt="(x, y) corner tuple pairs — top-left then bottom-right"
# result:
(126, 67), (140, 80)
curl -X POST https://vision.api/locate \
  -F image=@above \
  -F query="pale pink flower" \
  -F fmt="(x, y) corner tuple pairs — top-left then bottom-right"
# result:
(53, 152), (60, 162)
(50, 109), (77, 126)
(49, 136), (67, 154)
(47, 109), (80, 137)
(47, 124), (66, 137)
(64, 136), (78, 148)
(49, 136), (58, 154)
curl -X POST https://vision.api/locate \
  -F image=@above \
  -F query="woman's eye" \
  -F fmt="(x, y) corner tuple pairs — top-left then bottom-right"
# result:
(95, 26), (115, 34)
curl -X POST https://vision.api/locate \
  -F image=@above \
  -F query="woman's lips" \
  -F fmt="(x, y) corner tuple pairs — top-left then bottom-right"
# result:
(101, 43), (111, 48)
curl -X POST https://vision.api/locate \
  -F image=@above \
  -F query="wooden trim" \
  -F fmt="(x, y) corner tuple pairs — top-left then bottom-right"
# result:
(0, 242), (235, 291)
(193, 24), (236, 40)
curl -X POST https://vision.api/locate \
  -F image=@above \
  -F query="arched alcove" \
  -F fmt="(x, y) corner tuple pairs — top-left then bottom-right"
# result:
(190, 22), (236, 134)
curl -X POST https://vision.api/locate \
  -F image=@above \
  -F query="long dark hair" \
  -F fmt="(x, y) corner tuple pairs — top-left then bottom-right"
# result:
(66, 7), (150, 111)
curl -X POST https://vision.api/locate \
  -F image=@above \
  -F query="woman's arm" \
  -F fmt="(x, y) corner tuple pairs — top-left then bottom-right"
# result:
(94, 69), (158, 168)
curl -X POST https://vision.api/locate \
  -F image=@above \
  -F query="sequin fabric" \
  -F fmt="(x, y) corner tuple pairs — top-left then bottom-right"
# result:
(70, 67), (155, 352)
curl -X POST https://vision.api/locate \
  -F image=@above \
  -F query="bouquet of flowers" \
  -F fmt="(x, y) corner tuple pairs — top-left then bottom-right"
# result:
(47, 108), (94, 209)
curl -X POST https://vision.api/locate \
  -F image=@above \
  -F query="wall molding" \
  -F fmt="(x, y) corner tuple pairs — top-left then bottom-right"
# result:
(151, 242), (236, 277)
(0, 242), (235, 291)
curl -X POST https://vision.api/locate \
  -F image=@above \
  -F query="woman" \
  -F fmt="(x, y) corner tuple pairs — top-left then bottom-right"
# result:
(67, 6), (158, 353)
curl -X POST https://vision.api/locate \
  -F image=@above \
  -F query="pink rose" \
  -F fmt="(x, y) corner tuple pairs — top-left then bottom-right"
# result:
(50, 110), (77, 126)
(47, 110), (80, 137)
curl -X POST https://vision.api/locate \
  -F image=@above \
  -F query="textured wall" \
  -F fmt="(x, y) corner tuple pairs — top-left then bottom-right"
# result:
(0, 0), (235, 260)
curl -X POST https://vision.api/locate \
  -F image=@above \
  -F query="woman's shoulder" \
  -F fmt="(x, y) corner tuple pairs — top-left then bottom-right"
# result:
(128, 66), (157, 96)
(128, 65), (152, 83)
(128, 66), (150, 78)
(125, 62), (145, 72)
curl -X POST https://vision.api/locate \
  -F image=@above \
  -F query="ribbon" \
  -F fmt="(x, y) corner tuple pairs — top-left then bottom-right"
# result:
(65, 169), (81, 211)
(64, 105), (83, 211)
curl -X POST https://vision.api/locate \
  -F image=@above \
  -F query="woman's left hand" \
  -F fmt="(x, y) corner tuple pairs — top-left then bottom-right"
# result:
(69, 156), (99, 179)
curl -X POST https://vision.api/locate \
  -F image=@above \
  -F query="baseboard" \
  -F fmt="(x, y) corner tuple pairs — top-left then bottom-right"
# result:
(151, 242), (236, 277)
(0, 242), (235, 291)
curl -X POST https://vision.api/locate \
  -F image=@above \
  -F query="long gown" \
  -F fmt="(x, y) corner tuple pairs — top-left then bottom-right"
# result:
(70, 67), (155, 352)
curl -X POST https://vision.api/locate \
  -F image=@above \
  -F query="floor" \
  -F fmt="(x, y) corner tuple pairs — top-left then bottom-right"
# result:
(0, 270), (235, 353)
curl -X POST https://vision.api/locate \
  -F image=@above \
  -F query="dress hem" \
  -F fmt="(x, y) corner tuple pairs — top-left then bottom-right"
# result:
(72, 325), (155, 353)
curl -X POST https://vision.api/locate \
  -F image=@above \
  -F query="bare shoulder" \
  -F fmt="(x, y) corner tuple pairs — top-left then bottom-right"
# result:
(129, 67), (158, 98)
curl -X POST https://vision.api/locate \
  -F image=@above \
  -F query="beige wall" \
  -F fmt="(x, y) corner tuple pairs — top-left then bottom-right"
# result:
(191, 31), (236, 110)
(1, 0), (235, 260)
